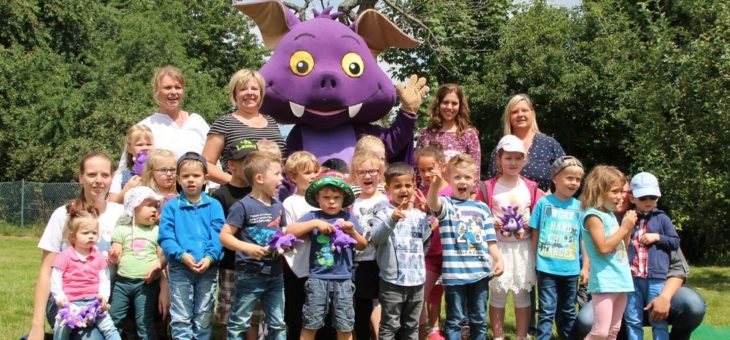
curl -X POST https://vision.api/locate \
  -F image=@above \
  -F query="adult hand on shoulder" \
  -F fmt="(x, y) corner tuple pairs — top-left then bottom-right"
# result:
(395, 74), (429, 114)
(646, 293), (671, 321)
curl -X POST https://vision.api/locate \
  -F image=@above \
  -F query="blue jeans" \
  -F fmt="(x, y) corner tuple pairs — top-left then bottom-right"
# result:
(168, 262), (218, 339)
(536, 272), (578, 340)
(625, 278), (668, 340)
(576, 287), (706, 340)
(53, 299), (121, 340)
(227, 272), (286, 340)
(444, 277), (489, 340)
(108, 277), (160, 339)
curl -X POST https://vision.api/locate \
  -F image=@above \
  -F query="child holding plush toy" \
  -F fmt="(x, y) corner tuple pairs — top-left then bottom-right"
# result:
(50, 209), (120, 340)
(286, 174), (368, 340)
(478, 135), (541, 340)
(109, 124), (154, 203)
(220, 150), (291, 340)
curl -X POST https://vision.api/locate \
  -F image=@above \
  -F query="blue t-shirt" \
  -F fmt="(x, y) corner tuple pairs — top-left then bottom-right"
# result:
(582, 208), (634, 293)
(300, 210), (362, 280)
(437, 196), (497, 286)
(226, 195), (286, 276)
(529, 195), (582, 276)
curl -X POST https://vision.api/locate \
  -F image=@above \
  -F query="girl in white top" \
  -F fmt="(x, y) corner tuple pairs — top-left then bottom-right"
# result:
(29, 152), (124, 340)
(350, 149), (389, 340)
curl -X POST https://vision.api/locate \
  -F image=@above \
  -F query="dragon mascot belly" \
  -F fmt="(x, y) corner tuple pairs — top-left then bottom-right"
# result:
(233, 0), (428, 164)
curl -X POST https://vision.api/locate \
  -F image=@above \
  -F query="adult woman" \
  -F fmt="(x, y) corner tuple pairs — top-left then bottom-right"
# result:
(109, 65), (210, 202)
(28, 152), (125, 340)
(202, 68), (286, 184)
(487, 94), (565, 193)
(416, 83), (480, 175)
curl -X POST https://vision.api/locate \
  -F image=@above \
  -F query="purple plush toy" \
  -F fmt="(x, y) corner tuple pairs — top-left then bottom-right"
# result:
(233, 0), (428, 165)
(268, 229), (304, 255)
(132, 150), (149, 176)
(499, 206), (527, 238)
(331, 219), (357, 253)
(56, 300), (107, 330)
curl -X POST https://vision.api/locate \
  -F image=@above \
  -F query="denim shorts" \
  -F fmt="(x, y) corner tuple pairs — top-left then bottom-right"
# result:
(302, 278), (356, 332)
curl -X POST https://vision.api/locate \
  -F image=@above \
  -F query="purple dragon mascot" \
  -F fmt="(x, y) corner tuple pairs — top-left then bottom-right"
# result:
(233, 0), (429, 164)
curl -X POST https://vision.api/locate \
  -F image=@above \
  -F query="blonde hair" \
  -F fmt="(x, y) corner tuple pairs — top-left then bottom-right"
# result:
(63, 207), (99, 246)
(426, 84), (474, 136)
(152, 65), (185, 104)
(502, 93), (541, 136)
(124, 124), (154, 168)
(355, 135), (386, 155)
(285, 151), (320, 180)
(242, 151), (281, 185)
(446, 153), (477, 175)
(228, 68), (266, 106)
(350, 150), (385, 180)
(580, 165), (626, 210)
(256, 139), (282, 160)
(141, 149), (177, 192)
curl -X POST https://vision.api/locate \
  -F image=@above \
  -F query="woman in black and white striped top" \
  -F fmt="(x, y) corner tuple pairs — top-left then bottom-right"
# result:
(203, 68), (286, 184)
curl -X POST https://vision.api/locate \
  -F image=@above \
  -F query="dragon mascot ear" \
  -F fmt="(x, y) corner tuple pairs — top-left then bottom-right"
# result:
(234, 0), (426, 165)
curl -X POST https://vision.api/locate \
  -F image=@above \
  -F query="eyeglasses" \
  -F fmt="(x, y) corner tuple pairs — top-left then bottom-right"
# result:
(356, 169), (380, 177)
(154, 168), (177, 175)
(638, 195), (658, 201)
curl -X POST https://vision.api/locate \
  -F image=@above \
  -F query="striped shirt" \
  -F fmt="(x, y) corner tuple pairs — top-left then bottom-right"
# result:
(208, 113), (286, 172)
(437, 196), (497, 285)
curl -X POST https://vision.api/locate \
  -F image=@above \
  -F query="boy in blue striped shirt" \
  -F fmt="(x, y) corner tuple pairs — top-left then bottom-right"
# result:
(427, 154), (503, 340)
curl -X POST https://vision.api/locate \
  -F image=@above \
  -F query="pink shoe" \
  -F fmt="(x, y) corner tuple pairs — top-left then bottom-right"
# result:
(427, 328), (446, 340)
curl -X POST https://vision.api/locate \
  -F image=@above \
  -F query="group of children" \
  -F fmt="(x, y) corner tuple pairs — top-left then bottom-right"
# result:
(51, 121), (680, 340)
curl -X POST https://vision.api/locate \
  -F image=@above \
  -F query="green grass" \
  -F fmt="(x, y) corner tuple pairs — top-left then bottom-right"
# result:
(2, 236), (728, 339)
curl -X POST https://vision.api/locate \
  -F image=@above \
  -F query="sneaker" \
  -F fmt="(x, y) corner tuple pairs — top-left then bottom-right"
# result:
(427, 328), (446, 340)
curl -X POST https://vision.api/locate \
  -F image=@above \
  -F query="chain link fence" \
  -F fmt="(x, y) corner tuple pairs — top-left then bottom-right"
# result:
(0, 181), (81, 228)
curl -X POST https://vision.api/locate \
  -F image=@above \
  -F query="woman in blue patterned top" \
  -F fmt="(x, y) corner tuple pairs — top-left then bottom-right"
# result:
(487, 94), (565, 193)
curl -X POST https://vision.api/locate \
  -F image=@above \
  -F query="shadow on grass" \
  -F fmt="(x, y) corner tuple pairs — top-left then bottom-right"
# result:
(686, 267), (730, 291)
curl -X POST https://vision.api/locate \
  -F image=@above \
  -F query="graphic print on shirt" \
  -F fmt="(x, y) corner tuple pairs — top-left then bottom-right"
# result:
(537, 205), (581, 260)
(454, 209), (485, 253)
(356, 206), (377, 240)
(247, 213), (282, 246)
(393, 212), (430, 284)
(314, 233), (335, 268)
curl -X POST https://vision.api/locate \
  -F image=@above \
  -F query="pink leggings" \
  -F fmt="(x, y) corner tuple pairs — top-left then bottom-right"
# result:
(586, 292), (628, 340)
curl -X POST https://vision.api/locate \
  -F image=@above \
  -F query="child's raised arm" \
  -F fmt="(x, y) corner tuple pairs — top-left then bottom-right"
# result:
(586, 210), (636, 255)
(427, 167), (446, 214)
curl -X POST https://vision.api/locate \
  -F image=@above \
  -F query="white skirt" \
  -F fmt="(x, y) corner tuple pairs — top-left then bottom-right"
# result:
(489, 239), (536, 293)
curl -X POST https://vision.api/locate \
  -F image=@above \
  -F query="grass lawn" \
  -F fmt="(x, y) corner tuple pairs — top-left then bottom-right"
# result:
(2, 236), (728, 339)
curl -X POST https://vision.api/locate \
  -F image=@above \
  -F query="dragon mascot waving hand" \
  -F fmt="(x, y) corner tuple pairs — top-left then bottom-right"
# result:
(233, 0), (428, 164)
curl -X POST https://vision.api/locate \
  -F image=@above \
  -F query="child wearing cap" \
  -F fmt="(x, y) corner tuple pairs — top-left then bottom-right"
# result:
(108, 186), (166, 339)
(529, 156), (588, 340)
(478, 135), (540, 340)
(624, 172), (680, 340)
(286, 174), (368, 340)
(219, 150), (288, 339)
(158, 151), (225, 339)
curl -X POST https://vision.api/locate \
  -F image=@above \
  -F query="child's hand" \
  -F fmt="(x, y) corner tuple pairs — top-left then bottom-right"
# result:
(121, 175), (141, 193)
(144, 260), (163, 283)
(621, 210), (638, 230)
(493, 217), (503, 231)
(181, 253), (197, 272)
(315, 220), (334, 234)
(641, 233), (661, 245)
(412, 189), (429, 212)
(340, 221), (356, 234)
(96, 295), (109, 311)
(55, 298), (69, 308)
(579, 267), (590, 285)
(391, 200), (409, 223)
(492, 258), (504, 277)
(244, 243), (270, 260)
(108, 244), (122, 264)
(429, 167), (444, 187)
(195, 257), (212, 274)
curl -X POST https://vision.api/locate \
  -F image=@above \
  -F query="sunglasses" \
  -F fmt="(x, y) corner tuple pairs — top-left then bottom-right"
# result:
(638, 195), (659, 201)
